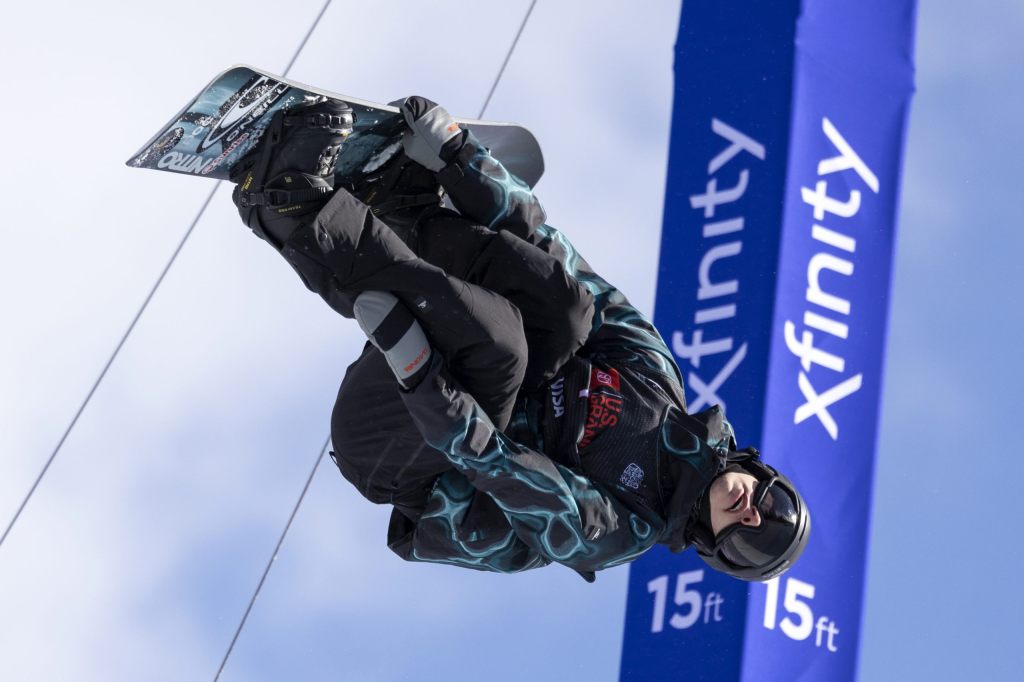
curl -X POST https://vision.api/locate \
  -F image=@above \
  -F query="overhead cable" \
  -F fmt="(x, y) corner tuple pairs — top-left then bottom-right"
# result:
(0, 0), (335, 551)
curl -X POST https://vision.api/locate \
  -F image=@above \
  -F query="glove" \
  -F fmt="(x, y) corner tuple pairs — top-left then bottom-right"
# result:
(353, 290), (433, 390)
(392, 95), (464, 172)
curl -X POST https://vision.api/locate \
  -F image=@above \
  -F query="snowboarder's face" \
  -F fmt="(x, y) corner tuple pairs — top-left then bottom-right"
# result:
(708, 469), (763, 535)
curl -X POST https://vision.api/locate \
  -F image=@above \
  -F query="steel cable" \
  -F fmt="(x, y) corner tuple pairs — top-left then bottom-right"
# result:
(0, 0), (335, 550)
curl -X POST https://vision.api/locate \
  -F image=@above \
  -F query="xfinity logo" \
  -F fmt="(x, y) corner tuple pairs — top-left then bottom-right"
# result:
(784, 118), (876, 440)
(674, 119), (764, 412)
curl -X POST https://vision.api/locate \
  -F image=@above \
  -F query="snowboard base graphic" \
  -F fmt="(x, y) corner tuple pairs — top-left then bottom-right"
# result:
(126, 65), (545, 188)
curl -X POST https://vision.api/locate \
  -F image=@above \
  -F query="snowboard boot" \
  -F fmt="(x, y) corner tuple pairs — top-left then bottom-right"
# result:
(347, 145), (444, 246)
(231, 98), (354, 249)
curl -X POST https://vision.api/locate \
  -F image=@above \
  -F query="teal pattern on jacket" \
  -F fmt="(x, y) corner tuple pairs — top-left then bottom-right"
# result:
(393, 134), (715, 580)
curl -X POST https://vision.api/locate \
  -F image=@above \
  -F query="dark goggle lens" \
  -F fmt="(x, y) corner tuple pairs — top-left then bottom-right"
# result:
(718, 482), (799, 569)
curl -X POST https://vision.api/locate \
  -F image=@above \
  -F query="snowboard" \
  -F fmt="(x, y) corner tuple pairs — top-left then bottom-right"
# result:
(126, 65), (545, 188)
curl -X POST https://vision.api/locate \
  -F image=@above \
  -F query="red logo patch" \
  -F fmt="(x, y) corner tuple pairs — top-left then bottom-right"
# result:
(579, 368), (623, 450)
(592, 368), (621, 391)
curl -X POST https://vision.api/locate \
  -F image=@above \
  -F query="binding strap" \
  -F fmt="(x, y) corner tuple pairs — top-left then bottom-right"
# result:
(358, 150), (443, 216)
(238, 182), (331, 209)
(283, 110), (354, 133)
(237, 111), (287, 243)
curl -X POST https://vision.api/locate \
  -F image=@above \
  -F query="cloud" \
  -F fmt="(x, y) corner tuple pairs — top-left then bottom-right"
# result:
(0, 1), (683, 680)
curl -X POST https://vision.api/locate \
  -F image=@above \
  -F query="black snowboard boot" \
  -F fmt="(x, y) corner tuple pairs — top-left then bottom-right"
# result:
(347, 144), (444, 246)
(231, 98), (354, 248)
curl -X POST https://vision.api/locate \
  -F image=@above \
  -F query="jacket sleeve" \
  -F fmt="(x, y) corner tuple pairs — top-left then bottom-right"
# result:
(398, 360), (662, 580)
(436, 134), (682, 383)
(437, 131), (547, 242)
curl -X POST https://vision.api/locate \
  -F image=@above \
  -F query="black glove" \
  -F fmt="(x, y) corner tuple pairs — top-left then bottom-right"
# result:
(392, 96), (465, 171)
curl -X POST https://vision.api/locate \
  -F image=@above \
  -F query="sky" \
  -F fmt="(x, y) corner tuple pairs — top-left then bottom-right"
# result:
(0, 1), (1021, 681)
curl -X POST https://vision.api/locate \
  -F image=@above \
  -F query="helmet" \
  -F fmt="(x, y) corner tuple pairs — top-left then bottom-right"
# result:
(690, 450), (810, 582)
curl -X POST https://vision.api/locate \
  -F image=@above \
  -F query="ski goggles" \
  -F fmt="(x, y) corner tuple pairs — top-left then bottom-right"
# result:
(714, 476), (800, 569)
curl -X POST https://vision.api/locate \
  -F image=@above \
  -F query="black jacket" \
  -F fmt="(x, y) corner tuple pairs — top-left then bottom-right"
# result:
(385, 135), (733, 580)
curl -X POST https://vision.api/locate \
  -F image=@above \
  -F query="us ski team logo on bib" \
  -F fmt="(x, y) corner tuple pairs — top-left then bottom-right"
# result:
(579, 368), (623, 450)
(620, 463), (645, 490)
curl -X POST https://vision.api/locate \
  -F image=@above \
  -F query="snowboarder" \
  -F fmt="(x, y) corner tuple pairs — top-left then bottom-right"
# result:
(229, 96), (810, 582)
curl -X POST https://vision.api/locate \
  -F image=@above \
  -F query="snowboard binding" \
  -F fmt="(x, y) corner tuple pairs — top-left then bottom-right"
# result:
(231, 98), (354, 248)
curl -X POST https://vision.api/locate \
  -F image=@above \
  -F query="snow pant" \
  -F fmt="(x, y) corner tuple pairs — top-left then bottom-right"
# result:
(275, 189), (594, 520)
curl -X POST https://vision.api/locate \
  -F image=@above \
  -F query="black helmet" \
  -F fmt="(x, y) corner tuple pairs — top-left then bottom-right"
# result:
(690, 450), (810, 582)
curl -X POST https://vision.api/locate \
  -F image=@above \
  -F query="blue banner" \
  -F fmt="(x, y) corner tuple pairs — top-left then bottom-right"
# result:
(620, 2), (915, 681)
